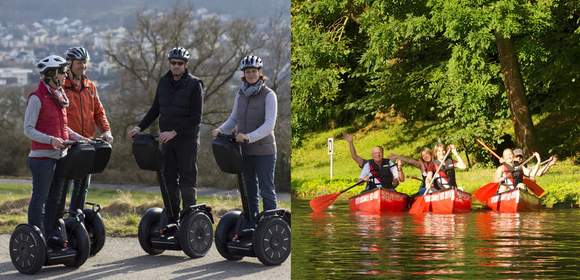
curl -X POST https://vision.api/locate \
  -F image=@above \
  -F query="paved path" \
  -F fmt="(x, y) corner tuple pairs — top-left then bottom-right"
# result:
(0, 235), (290, 280)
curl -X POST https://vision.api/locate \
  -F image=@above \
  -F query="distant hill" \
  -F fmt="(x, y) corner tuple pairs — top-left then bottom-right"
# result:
(0, 0), (289, 27)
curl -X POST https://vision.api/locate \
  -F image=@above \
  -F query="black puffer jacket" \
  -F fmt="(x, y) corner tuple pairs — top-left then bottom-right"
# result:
(138, 70), (204, 136)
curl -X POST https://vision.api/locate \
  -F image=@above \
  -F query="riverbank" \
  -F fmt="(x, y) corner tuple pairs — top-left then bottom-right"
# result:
(292, 125), (579, 208)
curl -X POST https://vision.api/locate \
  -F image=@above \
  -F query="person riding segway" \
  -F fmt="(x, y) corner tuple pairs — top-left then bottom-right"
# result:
(211, 55), (291, 266)
(128, 47), (213, 258)
(10, 56), (101, 274)
(63, 46), (113, 257)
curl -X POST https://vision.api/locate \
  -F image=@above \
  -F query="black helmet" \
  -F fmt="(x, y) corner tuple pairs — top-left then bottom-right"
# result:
(240, 55), (263, 70)
(168, 47), (190, 62)
(66, 47), (90, 61)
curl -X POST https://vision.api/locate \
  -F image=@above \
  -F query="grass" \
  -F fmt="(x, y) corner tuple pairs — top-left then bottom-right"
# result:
(0, 183), (290, 236)
(292, 122), (580, 208)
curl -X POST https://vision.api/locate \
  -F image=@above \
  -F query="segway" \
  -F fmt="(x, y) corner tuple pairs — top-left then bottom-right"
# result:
(76, 139), (111, 256)
(132, 134), (214, 258)
(212, 134), (291, 266)
(9, 140), (102, 274)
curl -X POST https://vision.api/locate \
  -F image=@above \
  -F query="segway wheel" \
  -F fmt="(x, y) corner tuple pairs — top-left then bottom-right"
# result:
(179, 211), (213, 258)
(83, 209), (106, 256)
(254, 216), (291, 266)
(9, 224), (47, 274)
(64, 222), (90, 268)
(215, 211), (243, 261)
(138, 208), (165, 255)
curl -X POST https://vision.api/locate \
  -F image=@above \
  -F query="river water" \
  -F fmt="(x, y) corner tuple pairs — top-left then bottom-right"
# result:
(292, 199), (579, 279)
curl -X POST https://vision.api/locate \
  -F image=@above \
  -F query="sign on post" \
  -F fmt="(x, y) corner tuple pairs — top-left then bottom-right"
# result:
(328, 137), (334, 179)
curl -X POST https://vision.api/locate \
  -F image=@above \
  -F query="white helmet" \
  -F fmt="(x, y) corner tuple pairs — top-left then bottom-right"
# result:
(168, 47), (191, 61)
(240, 55), (263, 70)
(37, 55), (68, 74)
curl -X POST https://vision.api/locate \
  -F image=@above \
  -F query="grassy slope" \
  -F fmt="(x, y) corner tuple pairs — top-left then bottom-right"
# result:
(0, 183), (290, 236)
(292, 123), (580, 208)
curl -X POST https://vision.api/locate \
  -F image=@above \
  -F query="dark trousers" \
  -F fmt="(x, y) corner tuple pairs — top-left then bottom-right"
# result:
(160, 134), (198, 223)
(242, 154), (277, 222)
(68, 175), (91, 212)
(42, 159), (69, 236)
(27, 158), (58, 234)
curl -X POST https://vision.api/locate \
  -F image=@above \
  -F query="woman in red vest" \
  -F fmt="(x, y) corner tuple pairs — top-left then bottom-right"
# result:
(23, 55), (86, 246)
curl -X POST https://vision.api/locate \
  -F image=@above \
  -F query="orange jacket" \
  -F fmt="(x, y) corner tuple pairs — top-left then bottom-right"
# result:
(63, 77), (110, 138)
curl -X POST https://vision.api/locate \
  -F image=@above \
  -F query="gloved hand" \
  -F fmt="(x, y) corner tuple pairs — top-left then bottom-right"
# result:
(101, 131), (114, 143)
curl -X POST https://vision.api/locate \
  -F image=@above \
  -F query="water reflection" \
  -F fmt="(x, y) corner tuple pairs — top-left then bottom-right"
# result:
(293, 199), (580, 279)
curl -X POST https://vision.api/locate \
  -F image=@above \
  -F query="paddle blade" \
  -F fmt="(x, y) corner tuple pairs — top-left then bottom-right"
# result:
(474, 182), (499, 203)
(523, 178), (545, 197)
(309, 192), (341, 212)
(409, 196), (429, 215)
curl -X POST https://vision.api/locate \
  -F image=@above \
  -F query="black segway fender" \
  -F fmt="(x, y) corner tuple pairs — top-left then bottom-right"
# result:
(257, 209), (291, 227)
(215, 210), (244, 261)
(181, 204), (214, 224)
(138, 207), (165, 255)
(9, 224), (47, 275)
(63, 220), (90, 268)
(254, 214), (291, 266)
(83, 208), (106, 256)
(178, 208), (214, 258)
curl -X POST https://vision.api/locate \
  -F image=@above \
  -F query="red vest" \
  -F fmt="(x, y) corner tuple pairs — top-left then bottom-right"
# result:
(29, 81), (69, 151)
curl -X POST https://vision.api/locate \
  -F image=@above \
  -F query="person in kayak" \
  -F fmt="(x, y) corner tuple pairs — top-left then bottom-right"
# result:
(424, 144), (466, 192)
(511, 148), (555, 178)
(390, 148), (435, 195)
(358, 146), (405, 191)
(496, 148), (540, 193)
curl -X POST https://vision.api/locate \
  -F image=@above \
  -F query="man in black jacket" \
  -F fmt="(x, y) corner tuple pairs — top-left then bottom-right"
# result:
(128, 47), (204, 227)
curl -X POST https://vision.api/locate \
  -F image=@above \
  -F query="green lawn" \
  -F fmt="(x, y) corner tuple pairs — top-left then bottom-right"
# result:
(0, 183), (290, 236)
(292, 124), (580, 208)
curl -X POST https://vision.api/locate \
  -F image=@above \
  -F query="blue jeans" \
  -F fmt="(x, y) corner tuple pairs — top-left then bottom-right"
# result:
(27, 158), (58, 233)
(69, 175), (91, 212)
(242, 154), (277, 222)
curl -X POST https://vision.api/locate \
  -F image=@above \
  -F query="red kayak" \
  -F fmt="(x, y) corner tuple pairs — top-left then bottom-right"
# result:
(349, 188), (409, 213)
(485, 188), (540, 213)
(423, 189), (472, 214)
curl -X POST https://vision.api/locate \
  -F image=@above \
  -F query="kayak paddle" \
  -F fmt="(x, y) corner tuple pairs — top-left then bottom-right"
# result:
(474, 182), (500, 203)
(309, 180), (365, 212)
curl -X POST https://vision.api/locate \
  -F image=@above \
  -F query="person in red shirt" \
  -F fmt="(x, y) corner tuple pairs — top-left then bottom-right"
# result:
(63, 47), (113, 213)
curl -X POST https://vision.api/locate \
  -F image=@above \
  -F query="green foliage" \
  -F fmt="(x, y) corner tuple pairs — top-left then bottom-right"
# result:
(291, 0), (580, 154)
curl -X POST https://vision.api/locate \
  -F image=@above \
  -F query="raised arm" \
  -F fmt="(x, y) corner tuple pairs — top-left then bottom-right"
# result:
(449, 144), (466, 170)
(343, 133), (365, 168)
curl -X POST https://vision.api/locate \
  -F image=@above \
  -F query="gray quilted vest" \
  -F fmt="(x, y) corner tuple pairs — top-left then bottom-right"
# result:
(236, 86), (276, 156)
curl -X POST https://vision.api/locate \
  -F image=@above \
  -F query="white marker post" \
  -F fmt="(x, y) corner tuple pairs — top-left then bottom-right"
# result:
(328, 137), (334, 180)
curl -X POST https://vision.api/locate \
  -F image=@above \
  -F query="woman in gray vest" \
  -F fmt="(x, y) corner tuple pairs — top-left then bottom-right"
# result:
(212, 55), (278, 222)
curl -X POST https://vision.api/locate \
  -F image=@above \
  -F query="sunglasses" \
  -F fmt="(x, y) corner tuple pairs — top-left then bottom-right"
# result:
(57, 67), (68, 74)
(170, 60), (185, 66)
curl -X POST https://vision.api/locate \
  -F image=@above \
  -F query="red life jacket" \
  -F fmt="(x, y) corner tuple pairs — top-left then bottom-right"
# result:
(501, 162), (523, 186)
(29, 81), (69, 151)
(433, 159), (457, 188)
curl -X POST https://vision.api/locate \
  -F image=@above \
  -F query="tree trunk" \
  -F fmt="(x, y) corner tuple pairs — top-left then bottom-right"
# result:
(495, 33), (536, 154)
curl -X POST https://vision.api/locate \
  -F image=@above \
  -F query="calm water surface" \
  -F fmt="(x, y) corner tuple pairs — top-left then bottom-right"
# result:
(292, 199), (579, 279)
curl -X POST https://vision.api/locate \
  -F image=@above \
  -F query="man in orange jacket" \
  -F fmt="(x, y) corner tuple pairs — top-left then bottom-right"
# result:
(63, 46), (113, 213)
